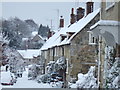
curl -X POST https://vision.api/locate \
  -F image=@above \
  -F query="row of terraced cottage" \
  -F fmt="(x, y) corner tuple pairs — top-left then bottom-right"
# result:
(41, 1), (120, 88)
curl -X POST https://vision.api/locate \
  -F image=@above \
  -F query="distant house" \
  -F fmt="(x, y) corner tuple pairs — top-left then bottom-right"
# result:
(41, 1), (100, 85)
(21, 31), (45, 49)
(17, 49), (41, 65)
(30, 33), (45, 49)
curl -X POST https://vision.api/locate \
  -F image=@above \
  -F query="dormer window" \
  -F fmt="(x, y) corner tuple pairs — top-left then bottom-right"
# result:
(67, 32), (75, 39)
(60, 34), (67, 42)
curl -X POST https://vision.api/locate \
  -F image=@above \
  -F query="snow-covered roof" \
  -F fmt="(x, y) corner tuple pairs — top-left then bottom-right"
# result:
(90, 20), (120, 29)
(41, 27), (68, 50)
(17, 49), (41, 59)
(32, 31), (38, 36)
(37, 35), (44, 40)
(41, 8), (100, 51)
(22, 38), (28, 41)
(66, 8), (100, 43)
(31, 34), (44, 41)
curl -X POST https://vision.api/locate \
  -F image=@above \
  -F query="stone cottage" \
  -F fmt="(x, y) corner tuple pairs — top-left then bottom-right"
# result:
(41, 1), (101, 86)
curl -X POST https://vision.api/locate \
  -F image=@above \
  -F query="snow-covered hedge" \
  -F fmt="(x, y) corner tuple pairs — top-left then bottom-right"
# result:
(106, 58), (120, 88)
(46, 57), (66, 74)
(70, 66), (98, 88)
(36, 74), (51, 83)
(28, 64), (42, 80)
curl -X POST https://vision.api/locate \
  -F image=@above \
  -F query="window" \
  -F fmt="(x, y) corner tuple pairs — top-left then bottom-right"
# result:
(54, 47), (57, 56)
(61, 36), (67, 41)
(45, 51), (47, 59)
(67, 32), (75, 39)
(50, 49), (53, 56)
(106, 0), (115, 10)
(88, 31), (96, 45)
(66, 58), (69, 74)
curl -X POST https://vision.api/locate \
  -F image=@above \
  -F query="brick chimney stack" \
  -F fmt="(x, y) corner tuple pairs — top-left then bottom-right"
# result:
(86, 2), (94, 15)
(70, 8), (76, 24)
(48, 29), (52, 39)
(59, 16), (64, 28)
(76, 7), (85, 21)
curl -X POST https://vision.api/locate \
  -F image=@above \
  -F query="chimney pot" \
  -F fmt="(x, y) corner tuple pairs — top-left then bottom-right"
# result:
(59, 16), (64, 28)
(48, 29), (52, 39)
(72, 8), (74, 14)
(76, 7), (85, 21)
(86, 2), (94, 15)
(70, 8), (76, 24)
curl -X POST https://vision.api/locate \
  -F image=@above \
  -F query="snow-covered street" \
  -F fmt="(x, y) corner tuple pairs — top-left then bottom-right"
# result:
(1, 67), (53, 89)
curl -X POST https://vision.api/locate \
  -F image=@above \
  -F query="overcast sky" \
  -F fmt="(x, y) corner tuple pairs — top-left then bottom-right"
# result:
(1, 2), (78, 29)
(1, 1), (100, 30)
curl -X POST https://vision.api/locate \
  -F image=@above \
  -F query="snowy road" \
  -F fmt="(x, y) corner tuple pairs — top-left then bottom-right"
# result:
(1, 68), (53, 88)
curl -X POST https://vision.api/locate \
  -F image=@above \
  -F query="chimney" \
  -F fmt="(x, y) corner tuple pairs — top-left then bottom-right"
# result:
(86, 2), (94, 15)
(48, 29), (52, 39)
(70, 8), (76, 24)
(76, 7), (85, 21)
(59, 16), (64, 28)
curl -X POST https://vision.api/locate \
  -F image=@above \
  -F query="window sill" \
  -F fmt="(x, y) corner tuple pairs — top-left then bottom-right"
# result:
(105, 3), (115, 11)
(89, 43), (97, 45)
(66, 72), (68, 74)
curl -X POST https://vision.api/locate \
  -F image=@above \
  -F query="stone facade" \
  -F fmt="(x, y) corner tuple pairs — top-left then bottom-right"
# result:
(101, 2), (120, 21)
(66, 14), (100, 82)
(90, 1), (120, 88)
(41, 12), (100, 84)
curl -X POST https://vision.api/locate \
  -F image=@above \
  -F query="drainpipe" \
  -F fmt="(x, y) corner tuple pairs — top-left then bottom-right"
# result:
(98, 35), (102, 87)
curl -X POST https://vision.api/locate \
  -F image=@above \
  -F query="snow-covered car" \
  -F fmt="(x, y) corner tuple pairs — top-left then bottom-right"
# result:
(1, 71), (16, 86)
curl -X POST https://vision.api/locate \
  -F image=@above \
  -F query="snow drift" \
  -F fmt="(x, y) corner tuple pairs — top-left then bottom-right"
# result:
(70, 66), (98, 88)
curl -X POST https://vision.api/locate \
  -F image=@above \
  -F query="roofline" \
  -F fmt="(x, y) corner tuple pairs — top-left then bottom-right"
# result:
(70, 10), (100, 41)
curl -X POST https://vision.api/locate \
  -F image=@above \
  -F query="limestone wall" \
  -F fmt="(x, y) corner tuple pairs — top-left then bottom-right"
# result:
(101, 2), (120, 21)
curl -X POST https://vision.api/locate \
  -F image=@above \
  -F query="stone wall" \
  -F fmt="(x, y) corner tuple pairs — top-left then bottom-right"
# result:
(66, 13), (100, 82)
(101, 2), (120, 21)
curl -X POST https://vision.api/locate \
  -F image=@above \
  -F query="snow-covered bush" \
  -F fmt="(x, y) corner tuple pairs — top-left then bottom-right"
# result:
(28, 64), (41, 80)
(3, 47), (24, 73)
(36, 74), (51, 83)
(54, 57), (66, 71)
(46, 57), (66, 74)
(70, 66), (98, 88)
(0, 32), (9, 44)
(106, 58), (120, 88)
(46, 61), (55, 74)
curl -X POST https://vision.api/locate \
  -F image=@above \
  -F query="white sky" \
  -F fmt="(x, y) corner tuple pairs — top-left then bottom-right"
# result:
(0, 0), (101, 30)
(1, 2), (77, 29)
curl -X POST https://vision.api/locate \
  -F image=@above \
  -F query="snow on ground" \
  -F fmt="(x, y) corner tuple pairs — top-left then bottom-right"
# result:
(70, 66), (98, 88)
(1, 71), (13, 83)
(1, 67), (53, 88)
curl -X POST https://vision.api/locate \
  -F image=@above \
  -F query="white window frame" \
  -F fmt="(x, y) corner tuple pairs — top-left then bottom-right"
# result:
(106, 0), (115, 11)
(66, 58), (69, 74)
(88, 31), (96, 45)
(54, 47), (57, 56)
(50, 49), (53, 56)
(45, 51), (47, 59)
